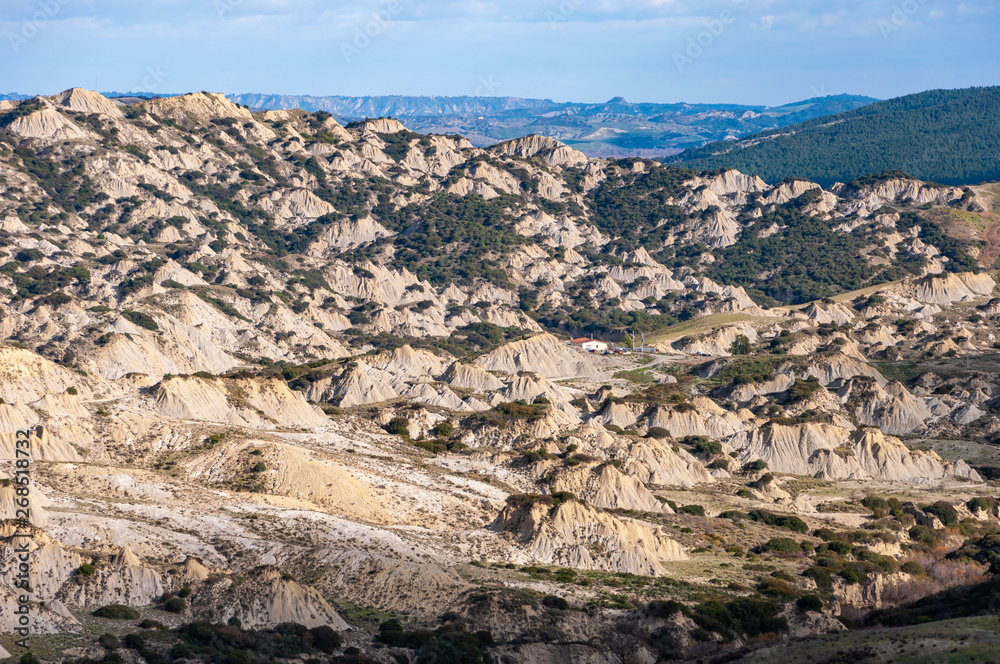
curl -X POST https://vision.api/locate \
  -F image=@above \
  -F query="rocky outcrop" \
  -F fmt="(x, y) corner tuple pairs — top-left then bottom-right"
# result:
(440, 362), (505, 392)
(58, 546), (164, 607)
(328, 362), (399, 407)
(490, 135), (588, 167)
(477, 334), (600, 378)
(493, 499), (686, 575)
(644, 400), (745, 440)
(153, 376), (328, 427)
(732, 423), (980, 483)
(551, 463), (669, 513)
(615, 437), (715, 487)
(891, 272), (995, 306)
(209, 567), (348, 630)
(840, 377), (933, 435)
(50, 88), (124, 117)
(672, 325), (759, 357)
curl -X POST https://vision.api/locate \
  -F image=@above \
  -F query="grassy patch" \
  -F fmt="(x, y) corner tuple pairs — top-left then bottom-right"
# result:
(613, 368), (656, 384)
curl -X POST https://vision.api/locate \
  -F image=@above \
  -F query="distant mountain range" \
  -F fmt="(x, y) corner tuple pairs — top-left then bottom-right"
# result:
(1, 90), (878, 158)
(225, 93), (878, 158)
(672, 86), (1000, 186)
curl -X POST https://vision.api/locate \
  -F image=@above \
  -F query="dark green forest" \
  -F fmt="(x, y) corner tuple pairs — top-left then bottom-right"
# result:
(673, 87), (1000, 186)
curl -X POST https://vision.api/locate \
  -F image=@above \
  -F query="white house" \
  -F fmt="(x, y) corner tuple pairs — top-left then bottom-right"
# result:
(571, 337), (608, 353)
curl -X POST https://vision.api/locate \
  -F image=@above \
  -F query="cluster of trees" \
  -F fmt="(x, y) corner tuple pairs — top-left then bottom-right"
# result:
(586, 163), (694, 249)
(675, 86), (1000, 186)
(353, 193), (527, 287)
(708, 206), (912, 304)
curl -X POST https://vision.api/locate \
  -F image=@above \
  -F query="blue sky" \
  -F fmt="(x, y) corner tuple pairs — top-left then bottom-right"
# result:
(0, 0), (996, 105)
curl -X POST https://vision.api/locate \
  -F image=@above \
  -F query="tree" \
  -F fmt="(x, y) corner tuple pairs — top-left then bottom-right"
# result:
(729, 335), (752, 355)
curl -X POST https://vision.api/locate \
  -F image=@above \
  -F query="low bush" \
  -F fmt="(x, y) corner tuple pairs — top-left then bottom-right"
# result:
(122, 310), (159, 331)
(162, 597), (187, 613)
(691, 597), (787, 640)
(542, 595), (569, 610)
(922, 501), (959, 527)
(647, 600), (685, 618)
(747, 509), (809, 534)
(92, 605), (140, 620)
(98, 633), (120, 650)
(967, 496), (996, 514)
(764, 537), (803, 555)
(385, 417), (410, 436)
(796, 595), (823, 612)
(310, 625), (342, 653)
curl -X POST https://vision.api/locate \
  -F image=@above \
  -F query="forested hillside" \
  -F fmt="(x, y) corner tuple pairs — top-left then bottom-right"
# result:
(673, 87), (1000, 186)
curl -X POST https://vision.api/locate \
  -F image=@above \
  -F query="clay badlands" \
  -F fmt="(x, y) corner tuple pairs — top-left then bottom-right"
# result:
(2, 89), (1000, 663)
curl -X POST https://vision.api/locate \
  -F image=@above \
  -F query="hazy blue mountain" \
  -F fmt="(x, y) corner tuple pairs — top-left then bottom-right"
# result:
(226, 92), (878, 157)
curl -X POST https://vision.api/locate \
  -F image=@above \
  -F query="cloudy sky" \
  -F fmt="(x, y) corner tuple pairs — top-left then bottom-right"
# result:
(1, 0), (996, 105)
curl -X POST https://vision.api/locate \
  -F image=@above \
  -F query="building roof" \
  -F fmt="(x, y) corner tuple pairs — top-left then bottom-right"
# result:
(572, 338), (601, 344)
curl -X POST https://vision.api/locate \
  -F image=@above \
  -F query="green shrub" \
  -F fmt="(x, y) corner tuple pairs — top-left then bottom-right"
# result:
(824, 541), (854, 556)
(385, 417), (410, 436)
(77, 563), (96, 577)
(554, 568), (577, 583)
(692, 597), (787, 639)
(757, 576), (797, 600)
(98, 633), (120, 650)
(838, 568), (862, 584)
(796, 595), (823, 612)
(678, 504), (705, 517)
(861, 495), (890, 518)
(122, 633), (145, 650)
(686, 437), (722, 457)
(310, 625), (342, 653)
(162, 597), (186, 613)
(921, 501), (959, 527)
(139, 619), (165, 629)
(747, 509), (809, 533)
(803, 566), (833, 592)
(542, 595), (569, 610)
(648, 600), (685, 618)
(901, 561), (927, 576)
(645, 426), (671, 439)
(433, 421), (454, 438)
(729, 335), (752, 355)
(788, 377), (821, 401)
(413, 439), (467, 455)
(764, 537), (803, 555)
(744, 459), (768, 472)
(122, 310), (159, 331)
(967, 497), (997, 514)
(93, 604), (140, 619)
